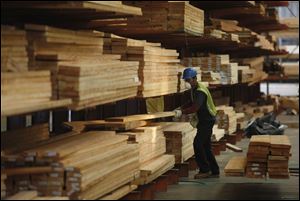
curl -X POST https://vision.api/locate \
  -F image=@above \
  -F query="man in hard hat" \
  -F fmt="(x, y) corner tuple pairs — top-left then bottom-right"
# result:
(174, 67), (219, 179)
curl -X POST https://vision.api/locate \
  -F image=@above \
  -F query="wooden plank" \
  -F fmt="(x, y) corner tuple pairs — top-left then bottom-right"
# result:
(85, 120), (147, 131)
(224, 156), (247, 174)
(226, 143), (242, 152)
(105, 111), (175, 122)
(2, 167), (53, 176)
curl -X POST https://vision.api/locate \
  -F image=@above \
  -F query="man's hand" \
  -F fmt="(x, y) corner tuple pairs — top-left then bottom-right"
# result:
(174, 109), (182, 118)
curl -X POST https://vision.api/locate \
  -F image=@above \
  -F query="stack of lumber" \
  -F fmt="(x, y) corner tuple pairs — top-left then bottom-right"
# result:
(25, 24), (111, 99)
(136, 154), (175, 185)
(110, 35), (180, 97)
(220, 62), (239, 84)
(107, 1), (204, 36)
(104, 112), (176, 185)
(211, 124), (226, 142)
(246, 135), (270, 178)
(24, 24), (140, 108)
(224, 156), (247, 176)
(237, 65), (255, 83)
(236, 113), (247, 131)
(121, 125), (175, 185)
(1, 71), (71, 117)
(216, 106), (237, 135)
(204, 26), (227, 39)
(58, 60), (140, 110)
(128, 125), (167, 165)
(201, 71), (221, 84)
(1, 71), (51, 109)
(234, 29), (274, 50)
(210, 18), (242, 33)
(2, 131), (140, 199)
(1, 174), (6, 199)
(1, 124), (49, 154)
(268, 135), (291, 179)
(1, 25), (28, 72)
(158, 122), (197, 163)
(5, 191), (69, 200)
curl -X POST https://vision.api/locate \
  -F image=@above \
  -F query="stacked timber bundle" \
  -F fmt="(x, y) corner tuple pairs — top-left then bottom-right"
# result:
(25, 24), (111, 99)
(224, 156), (247, 176)
(1, 124), (49, 154)
(216, 106), (237, 135)
(110, 34), (180, 97)
(159, 122), (196, 163)
(219, 62), (238, 84)
(211, 124), (226, 142)
(210, 18), (242, 32)
(1, 131), (140, 199)
(237, 65), (255, 83)
(1, 71), (50, 114)
(268, 135), (291, 179)
(1, 25), (29, 72)
(115, 1), (204, 36)
(201, 71), (221, 84)
(24, 24), (140, 108)
(104, 112), (176, 185)
(246, 135), (270, 178)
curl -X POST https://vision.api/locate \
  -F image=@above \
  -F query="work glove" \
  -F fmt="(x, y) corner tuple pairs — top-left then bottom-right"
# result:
(174, 109), (182, 118)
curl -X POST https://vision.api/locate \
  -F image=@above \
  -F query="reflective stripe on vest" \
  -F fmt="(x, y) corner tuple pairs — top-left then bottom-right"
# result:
(195, 82), (217, 116)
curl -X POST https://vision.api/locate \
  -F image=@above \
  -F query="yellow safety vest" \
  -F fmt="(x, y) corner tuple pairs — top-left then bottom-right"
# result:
(192, 82), (217, 117)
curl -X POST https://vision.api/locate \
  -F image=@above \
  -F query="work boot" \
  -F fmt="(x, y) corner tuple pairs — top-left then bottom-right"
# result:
(194, 171), (210, 179)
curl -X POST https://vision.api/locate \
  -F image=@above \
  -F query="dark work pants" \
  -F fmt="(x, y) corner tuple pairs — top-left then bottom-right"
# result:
(193, 121), (219, 174)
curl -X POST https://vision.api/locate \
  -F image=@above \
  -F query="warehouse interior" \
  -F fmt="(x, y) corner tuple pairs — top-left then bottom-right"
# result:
(1, 1), (299, 200)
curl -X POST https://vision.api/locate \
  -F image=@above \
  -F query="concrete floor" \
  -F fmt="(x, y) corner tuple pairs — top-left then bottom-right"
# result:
(155, 114), (299, 200)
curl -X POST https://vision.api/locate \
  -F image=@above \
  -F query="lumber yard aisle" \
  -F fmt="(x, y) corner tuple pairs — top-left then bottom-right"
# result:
(1, 1), (299, 200)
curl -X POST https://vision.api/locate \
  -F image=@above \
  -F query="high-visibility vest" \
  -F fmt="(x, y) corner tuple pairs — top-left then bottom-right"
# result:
(192, 82), (217, 117)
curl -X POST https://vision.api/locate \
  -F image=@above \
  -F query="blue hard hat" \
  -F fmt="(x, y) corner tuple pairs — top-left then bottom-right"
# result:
(182, 68), (197, 80)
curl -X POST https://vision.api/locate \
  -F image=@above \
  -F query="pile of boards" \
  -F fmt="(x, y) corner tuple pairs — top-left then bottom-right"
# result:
(204, 26), (240, 43)
(235, 57), (268, 84)
(246, 135), (291, 179)
(234, 101), (274, 119)
(224, 156), (247, 176)
(23, 24), (141, 109)
(181, 54), (238, 85)
(2, 71), (50, 113)
(246, 135), (270, 178)
(268, 135), (291, 179)
(1, 124), (49, 154)
(156, 122), (196, 164)
(1, 131), (140, 199)
(109, 34), (181, 97)
(216, 105), (237, 135)
(1, 25), (28, 72)
(101, 1), (204, 36)
(104, 112), (176, 185)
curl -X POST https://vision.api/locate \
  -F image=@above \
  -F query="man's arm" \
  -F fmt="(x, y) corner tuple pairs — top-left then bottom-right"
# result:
(182, 91), (205, 114)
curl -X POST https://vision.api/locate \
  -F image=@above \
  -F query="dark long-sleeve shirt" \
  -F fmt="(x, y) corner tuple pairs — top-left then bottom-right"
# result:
(181, 88), (215, 124)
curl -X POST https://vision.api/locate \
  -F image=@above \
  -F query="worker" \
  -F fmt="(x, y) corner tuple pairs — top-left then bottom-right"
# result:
(174, 67), (219, 179)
